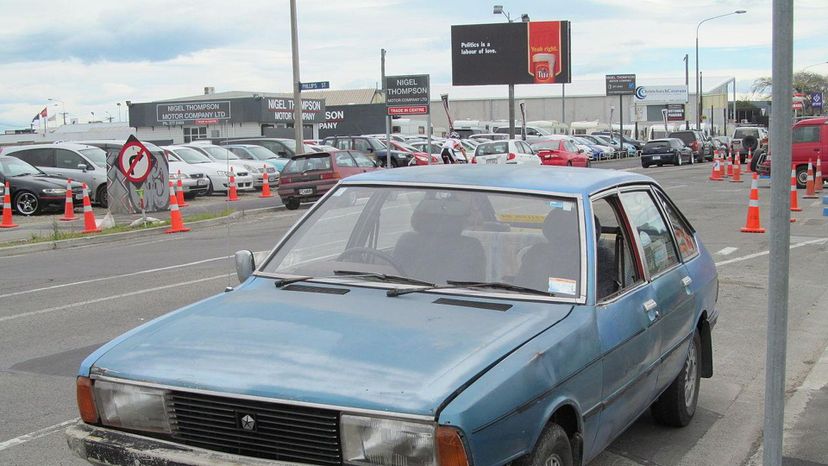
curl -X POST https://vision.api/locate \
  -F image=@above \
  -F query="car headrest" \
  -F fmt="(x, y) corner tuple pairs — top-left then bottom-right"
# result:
(541, 203), (578, 242)
(411, 198), (470, 236)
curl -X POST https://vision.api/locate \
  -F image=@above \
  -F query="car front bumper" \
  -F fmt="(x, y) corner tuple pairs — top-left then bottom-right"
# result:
(178, 177), (209, 194)
(65, 421), (294, 466)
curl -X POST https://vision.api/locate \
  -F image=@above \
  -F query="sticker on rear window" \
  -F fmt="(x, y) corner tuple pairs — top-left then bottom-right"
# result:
(549, 200), (574, 212)
(548, 277), (577, 295)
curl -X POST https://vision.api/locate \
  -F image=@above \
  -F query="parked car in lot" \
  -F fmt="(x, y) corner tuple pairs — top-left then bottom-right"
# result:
(165, 145), (254, 194)
(184, 143), (279, 190)
(667, 130), (707, 162)
(409, 140), (444, 156)
(471, 139), (541, 165)
(3, 143), (110, 207)
(0, 156), (83, 215)
(321, 136), (412, 167)
(531, 138), (590, 166)
(221, 137), (312, 158)
(578, 135), (617, 159)
(381, 140), (441, 165)
(469, 133), (509, 142)
(641, 138), (693, 168)
(67, 165), (718, 466)
(756, 116), (828, 188)
(731, 126), (768, 164)
(223, 144), (289, 172)
(278, 150), (380, 209)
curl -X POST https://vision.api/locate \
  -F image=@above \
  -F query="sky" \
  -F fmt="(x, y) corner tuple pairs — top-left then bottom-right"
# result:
(1, 0), (826, 130)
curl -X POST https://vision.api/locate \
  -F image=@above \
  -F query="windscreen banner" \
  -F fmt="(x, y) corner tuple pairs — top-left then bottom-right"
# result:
(451, 21), (571, 86)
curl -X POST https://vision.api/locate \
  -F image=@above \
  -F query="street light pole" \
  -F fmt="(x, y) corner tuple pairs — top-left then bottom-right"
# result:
(684, 54), (690, 130)
(289, 0), (303, 154)
(494, 4), (528, 140)
(695, 10), (747, 129)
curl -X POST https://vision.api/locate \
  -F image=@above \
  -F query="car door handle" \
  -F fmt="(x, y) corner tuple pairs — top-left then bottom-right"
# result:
(643, 299), (658, 312)
(682, 276), (693, 287)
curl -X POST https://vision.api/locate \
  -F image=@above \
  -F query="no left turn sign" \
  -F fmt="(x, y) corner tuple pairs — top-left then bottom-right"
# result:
(117, 135), (154, 183)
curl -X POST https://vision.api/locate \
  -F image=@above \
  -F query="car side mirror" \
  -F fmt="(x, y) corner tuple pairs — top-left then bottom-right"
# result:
(234, 250), (255, 283)
(77, 163), (88, 172)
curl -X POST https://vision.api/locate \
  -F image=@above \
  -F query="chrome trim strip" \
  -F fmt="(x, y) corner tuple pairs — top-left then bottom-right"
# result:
(89, 375), (436, 423)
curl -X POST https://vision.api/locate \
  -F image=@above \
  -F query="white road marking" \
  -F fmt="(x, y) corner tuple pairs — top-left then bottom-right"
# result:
(0, 274), (231, 323)
(0, 418), (78, 452)
(715, 237), (828, 267)
(716, 247), (739, 256)
(811, 199), (823, 208)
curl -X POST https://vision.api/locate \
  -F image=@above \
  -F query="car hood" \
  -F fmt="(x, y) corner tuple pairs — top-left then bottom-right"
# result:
(8, 174), (82, 189)
(83, 277), (573, 416)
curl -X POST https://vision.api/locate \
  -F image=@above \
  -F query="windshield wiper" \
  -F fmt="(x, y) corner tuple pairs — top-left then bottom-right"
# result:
(333, 270), (435, 287)
(387, 280), (554, 298)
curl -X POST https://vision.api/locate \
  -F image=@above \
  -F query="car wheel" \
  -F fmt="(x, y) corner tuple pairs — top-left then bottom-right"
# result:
(205, 177), (214, 196)
(795, 165), (808, 189)
(285, 198), (300, 210)
(677, 154), (682, 166)
(390, 158), (399, 168)
(642, 163), (649, 168)
(14, 190), (40, 216)
(514, 423), (573, 466)
(96, 185), (108, 208)
(651, 330), (701, 427)
(657, 163), (664, 167)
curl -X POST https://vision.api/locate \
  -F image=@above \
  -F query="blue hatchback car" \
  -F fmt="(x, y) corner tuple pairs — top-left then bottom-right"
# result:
(66, 165), (718, 466)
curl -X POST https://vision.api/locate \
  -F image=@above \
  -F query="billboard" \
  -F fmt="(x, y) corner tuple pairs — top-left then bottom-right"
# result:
(385, 74), (430, 116)
(634, 85), (689, 104)
(666, 104), (686, 121)
(606, 74), (636, 96)
(451, 21), (571, 86)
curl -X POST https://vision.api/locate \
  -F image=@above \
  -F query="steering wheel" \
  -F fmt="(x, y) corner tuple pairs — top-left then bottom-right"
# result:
(337, 247), (406, 274)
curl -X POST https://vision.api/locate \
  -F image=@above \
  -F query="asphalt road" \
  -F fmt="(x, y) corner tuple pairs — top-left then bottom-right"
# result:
(0, 159), (826, 465)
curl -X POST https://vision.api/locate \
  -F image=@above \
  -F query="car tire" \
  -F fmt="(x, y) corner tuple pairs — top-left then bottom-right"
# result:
(642, 163), (650, 168)
(657, 163), (664, 167)
(205, 177), (214, 196)
(566, 161), (573, 167)
(795, 165), (808, 189)
(13, 190), (40, 216)
(390, 158), (399, 168)
(285, 198), (300, 210)
(677, 154), (682, 166)
(651, 330), (701, 427)
(514, 423), (573, 466)
(96, 185), (108, 208)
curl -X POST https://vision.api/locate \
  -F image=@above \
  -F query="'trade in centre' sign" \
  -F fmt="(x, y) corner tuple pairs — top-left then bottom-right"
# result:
(385, 74), (430, 116)
(606, 74), (637, 96)
(451, 21), (572, 86)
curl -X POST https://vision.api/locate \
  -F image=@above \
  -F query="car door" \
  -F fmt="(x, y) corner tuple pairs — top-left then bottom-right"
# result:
(791, 123), (822, 167)
(55, 148), (93, 186)
(591, 193), (658, 450)
(619, 189), (695, 392)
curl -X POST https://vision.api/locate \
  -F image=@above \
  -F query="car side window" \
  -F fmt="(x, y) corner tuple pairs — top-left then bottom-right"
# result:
(55, 149), (86, 170)
(792, 126), (820, 143)
(334, 152), (356, 167)
(592, 196), (643, 301)
(520, 141), (533, 154)
(655, 191), (698, 260)
(19, 149), (55, 167)
(565, 141), (577, 153)
(353, 139), (371, 152)
(336, 139), (351, 150)
(350, 151), (376, 168)
(620, 190), (680, 278)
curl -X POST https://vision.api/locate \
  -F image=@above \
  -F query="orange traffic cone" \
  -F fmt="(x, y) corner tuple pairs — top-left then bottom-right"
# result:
(790, 166), (802, 213)
(81, 183), (101, 233)
(60, 178), (77, 221)
(804, 160), (818, 199)
(741, 173), (766, 233)
(746, 148), (753, 172)
(259, 165), (272, 198)
(165, 181), (190, 234)
(0, 181), (18, 229)
(709, 155), (723, 181)
(815, 158), (823, 193)
(228, 168), (239, 202)
(176, 171), (189, 207)
(725, 151), (733, 178)
(730, 155), (743, 183)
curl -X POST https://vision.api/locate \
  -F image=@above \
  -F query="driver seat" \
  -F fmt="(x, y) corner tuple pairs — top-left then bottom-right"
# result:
(392, 198), (486, 283)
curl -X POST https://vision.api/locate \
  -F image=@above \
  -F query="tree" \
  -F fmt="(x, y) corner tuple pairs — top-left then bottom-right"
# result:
(751, 71), (828, 98)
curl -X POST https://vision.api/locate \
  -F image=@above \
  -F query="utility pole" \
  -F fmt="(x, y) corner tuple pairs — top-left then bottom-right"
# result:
(684, 54), (690, 130)
(289, 0), (303, 153)
(561, 84), (566, 124)
(382, 49), (391, 156)
(763, 1), (793, 464)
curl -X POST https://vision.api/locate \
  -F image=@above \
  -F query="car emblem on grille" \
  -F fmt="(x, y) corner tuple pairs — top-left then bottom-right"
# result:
(239, 413), (256, 431)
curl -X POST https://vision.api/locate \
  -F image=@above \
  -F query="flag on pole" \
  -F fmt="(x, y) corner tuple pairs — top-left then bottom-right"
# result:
(32, 107), (47, 122)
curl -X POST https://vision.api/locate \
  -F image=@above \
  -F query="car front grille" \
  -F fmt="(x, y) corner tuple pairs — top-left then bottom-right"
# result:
(190, 173), (205, 179)
(168, 391), (342, 465)
(237, 171), (249, 177)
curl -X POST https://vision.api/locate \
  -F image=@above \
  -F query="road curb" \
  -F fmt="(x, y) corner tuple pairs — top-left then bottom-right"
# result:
(0, 205), (284, 257)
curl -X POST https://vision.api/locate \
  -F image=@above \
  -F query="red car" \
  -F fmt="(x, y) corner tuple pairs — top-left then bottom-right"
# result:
(531, 139), (590, 167)
(386, 141), (441, 165)
(278, 150), (381, 210)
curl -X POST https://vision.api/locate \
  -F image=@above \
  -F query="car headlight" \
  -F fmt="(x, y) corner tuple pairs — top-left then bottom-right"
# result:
(94, 380), (172, 434)
(170, 172), (188, 180)
(341, 415), (436, 466)
(42, 188), (66, 194)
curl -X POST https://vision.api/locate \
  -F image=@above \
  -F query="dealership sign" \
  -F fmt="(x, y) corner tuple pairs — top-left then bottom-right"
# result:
(666, 104), (685, 121)
(634, 85), (688, 104)
(606, 74), (637, 96)
(156, 101), (231, 123)
(451, 21), (572, 86)
(385, 74), (430, 116)
(264, 98), (326, 123)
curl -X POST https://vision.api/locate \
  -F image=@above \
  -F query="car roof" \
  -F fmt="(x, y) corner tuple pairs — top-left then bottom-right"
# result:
(646, 138), (675, 143)
(2, 142), (99, 152)
(342, 165), (653, 196)
(222, 144), (259, 149)
(794, 117), (828, 126)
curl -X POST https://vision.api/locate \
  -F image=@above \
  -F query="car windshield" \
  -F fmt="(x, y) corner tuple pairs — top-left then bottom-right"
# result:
(78, 147), (107, 167)
(368, 139), (386, 151)
(644, 141), (671, 151)
(531, 140), (562, 151)
(396, 142), (418, 152)
(278, 139), (314, 155)
(282, 155), (332, 174)
(476, 141), (509, 155)
(202, 146), (240, 160)
(173, 147), (212, 163)
(0, 156), (42, 176)
(247, 146), (280, 160)
(733, 128), (760, 139)
(262, 186), (582, 299)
